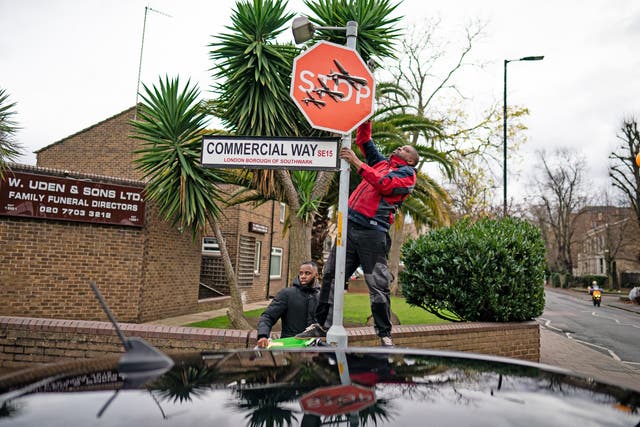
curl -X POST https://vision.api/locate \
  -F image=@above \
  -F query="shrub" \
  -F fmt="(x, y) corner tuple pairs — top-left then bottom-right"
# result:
(560, 272), (573, 288)
(400, 217), (546, 322)
(573, 275), (607, 288)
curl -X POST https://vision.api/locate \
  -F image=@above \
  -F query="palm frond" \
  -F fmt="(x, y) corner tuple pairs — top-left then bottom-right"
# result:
(0, 88), (22, 178)
(304, 0), (403, 62)
(130, 76), (228, 235)
(209, 0), (306, 137)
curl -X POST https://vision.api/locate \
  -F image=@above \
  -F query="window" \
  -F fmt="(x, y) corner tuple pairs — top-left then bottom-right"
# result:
(270, 247), (283, 279)
(237, 236), (255, 287)
(254, 241), (261, 274)
(202, 237), (220, 256)
(279, 202), (286, 223)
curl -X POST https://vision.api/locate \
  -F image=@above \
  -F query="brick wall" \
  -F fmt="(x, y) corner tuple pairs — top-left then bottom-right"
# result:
(136, 203), (203, 322)
(201, 195), (290, 303)
(0, 164), (207, 323)
(0, 316), (539, 370)
(33, 105), (292, 308)
(1, 215), (145, 321)
(35, 107), (141, 181)
(346, 322), (539, 360)
(233, 198), (289, 300)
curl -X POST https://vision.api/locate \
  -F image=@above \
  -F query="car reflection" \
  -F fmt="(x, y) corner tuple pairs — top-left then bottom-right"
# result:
(1, 348), (639, 426)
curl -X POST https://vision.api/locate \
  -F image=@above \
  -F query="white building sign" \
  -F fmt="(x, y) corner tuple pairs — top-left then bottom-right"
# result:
(201, 135), (340, 171)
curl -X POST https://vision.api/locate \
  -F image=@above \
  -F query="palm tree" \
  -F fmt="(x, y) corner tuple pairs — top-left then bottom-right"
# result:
(209, 0), (322, 282)
(0, 87), (22, 180)
(131, 75), (251, 329)
(209, 0), (404, 281)
(369, 85), (453, 293)
(304, 0), (402, 60)
(152, 362), (218, 403)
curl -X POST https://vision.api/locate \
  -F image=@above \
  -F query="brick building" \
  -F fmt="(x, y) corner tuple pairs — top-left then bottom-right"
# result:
(0, 106), (290, 322)
(573, 206), (640, 287)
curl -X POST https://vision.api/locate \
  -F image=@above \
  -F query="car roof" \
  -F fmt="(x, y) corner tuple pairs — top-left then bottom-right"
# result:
(1, 346), (638, 426)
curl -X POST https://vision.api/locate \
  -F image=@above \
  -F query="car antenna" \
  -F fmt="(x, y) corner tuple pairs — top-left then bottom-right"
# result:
(89, 282), (174, 385)
(90, 282), (174, 418)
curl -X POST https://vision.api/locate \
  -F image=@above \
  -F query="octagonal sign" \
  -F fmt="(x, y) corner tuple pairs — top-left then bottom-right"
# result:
(291, 41), (375, 134)
(299, 384), (376, 417)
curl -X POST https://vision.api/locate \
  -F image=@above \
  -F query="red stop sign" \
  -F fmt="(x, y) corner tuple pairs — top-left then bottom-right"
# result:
(299, 384), (376, 417)
(291, 41), (375, 134)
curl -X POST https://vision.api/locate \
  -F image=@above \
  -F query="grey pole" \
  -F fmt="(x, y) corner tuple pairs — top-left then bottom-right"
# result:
(502, 55), (543, 216)
(134, 6), (149, 121)
(502, 59), (509, 217)
(326, 20), (358, 348)
(134, 7), (171, 121)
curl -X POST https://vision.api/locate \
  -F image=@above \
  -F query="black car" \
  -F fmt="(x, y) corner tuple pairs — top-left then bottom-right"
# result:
(1, 344), (639, 427)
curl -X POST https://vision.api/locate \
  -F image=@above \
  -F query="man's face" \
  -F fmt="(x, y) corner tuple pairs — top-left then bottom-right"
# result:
(392, 145), (418, 166)
(298, 264), (317, 286)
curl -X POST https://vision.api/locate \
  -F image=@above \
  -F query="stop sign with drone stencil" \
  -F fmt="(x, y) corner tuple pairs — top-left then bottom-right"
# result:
(290, 41), (375, 134)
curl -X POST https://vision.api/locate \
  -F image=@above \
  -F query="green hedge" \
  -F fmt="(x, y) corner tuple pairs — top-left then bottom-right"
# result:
(400, 217), (546, 322)
(549, 271), (573, 288)
(573, 275), (607, 288)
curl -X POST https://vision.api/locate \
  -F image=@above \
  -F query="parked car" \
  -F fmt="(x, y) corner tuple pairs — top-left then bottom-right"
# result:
(1, 344), (639, 426)
(1, 284), (637, 426)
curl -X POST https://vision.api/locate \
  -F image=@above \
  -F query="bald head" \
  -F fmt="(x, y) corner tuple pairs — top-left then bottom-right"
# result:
(393, 145), (419, 166)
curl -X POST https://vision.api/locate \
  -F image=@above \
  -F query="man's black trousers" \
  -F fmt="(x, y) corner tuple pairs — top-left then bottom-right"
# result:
(315, 222), (393, 338)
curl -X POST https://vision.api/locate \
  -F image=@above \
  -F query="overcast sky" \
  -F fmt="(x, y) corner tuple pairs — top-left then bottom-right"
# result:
(2, 0), (639, 204)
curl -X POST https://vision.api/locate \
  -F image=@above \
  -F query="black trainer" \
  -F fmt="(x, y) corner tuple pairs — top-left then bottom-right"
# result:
(295, 323), (327, 338)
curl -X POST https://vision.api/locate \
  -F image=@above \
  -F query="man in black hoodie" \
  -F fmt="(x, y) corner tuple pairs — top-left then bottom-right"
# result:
(256, 261), (320, 348)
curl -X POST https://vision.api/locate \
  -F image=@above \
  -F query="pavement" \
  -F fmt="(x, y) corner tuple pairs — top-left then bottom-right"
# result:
(144, 301), (272, 327)
(147, 287), (640, 391)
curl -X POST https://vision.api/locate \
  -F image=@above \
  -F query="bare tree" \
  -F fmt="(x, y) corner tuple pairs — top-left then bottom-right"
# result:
(386, 20), (529, 218)
(446, 159), (498, 220)
(534, 149), (588, 273)
(609, 118), (640, 225)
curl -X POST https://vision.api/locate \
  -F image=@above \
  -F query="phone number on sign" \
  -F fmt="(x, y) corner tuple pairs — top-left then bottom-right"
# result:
(39, 206), (112, 219)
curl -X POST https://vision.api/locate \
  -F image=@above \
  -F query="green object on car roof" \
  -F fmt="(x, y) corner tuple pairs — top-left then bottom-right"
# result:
(267, 337), (317, 348)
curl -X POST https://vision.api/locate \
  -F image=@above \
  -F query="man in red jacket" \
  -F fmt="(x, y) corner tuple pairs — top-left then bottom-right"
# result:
(297, 120), (419, 346)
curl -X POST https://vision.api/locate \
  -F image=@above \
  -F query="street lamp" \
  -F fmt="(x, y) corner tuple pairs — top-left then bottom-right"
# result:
(292, 16), (358, 348)
(503, 55), (544, 216)
(292, 16), (355, 44)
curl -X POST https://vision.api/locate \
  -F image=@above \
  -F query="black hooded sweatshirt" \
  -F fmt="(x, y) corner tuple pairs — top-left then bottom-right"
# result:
(257, 277), (319, 339)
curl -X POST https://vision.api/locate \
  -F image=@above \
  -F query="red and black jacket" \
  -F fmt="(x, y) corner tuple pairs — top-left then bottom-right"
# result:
(348, 121), (416, 232)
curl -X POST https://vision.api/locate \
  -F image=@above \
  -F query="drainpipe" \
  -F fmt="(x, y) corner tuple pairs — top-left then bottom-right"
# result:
(265, 200), (275, 299)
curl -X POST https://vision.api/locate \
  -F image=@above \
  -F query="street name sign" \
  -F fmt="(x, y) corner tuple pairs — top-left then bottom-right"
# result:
(201, 135), (340, 170)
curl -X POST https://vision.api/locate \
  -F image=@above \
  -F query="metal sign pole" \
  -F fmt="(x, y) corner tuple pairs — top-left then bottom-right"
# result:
(326, 20), (358, 348)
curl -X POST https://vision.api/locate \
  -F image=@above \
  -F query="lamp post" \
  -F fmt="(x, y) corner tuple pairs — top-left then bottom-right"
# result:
(503, 55), (544, 216)
(292, 16), (359, 348)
